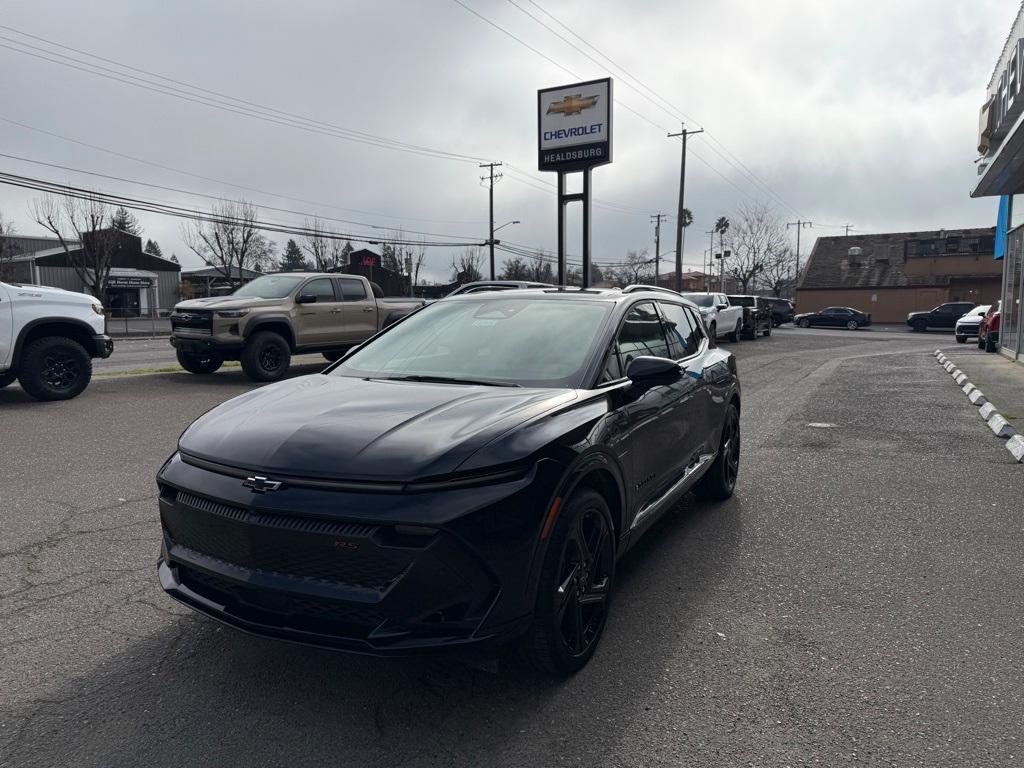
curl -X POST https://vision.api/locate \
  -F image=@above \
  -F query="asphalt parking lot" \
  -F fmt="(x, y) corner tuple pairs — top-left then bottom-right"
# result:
(2, 327), (1022, 767)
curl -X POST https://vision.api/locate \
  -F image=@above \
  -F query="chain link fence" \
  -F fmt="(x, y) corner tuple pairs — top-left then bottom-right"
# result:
(106, 308), (174, 337)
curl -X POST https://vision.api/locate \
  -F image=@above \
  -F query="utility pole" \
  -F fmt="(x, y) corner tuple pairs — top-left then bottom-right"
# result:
(787, 220), (813, 287)
(705, 229), (714, 291)
(668, 123), (703, 292)
(844, 224), (854, 236)
(651, 213), (668, 286)
(480, 162), (502, 280)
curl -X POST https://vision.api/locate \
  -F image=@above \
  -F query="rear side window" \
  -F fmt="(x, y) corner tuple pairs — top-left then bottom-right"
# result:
(617, 302), (670, 367)
(659, 302), (701, 359)
(338, 279), (367, 300)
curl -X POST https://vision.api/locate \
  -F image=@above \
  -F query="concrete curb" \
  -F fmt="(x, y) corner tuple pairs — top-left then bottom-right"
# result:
(1008, 434), (1024, 463)
(935, 354), (1017, 460)
(988, 413), (1016, 439)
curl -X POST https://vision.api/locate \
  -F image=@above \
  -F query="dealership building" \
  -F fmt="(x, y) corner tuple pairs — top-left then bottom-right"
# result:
(973, 5), (1024, 361)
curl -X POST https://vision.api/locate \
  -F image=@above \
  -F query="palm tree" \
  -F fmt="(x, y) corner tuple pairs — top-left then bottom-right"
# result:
(714, 216), (730, 291)
(679, 208), (693, 271)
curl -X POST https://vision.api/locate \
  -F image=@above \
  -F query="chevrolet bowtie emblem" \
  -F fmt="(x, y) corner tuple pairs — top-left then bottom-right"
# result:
(243, 475), (283, 493)
(547, 94), (600, 116)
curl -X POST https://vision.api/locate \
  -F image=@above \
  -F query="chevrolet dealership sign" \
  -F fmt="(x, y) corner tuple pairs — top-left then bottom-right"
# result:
(538, 78), (612, 172)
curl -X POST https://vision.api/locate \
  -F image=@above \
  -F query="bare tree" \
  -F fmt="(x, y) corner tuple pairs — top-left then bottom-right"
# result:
(302, 217), (334, 271)
(0, 209), (17, 281)
(182, 200), (269, 289)
(615, 249), (654, 285)
(450, 247), (483, 283)
(411, 240), (427, 290)
(759, 245), (797, 297)
(31, 193), (119, 299)
(525, 250), (555, 283)
(724, 203), (790, 293)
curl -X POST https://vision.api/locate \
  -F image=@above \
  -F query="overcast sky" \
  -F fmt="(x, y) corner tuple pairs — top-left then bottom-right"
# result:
(0, 0), (1015, 284)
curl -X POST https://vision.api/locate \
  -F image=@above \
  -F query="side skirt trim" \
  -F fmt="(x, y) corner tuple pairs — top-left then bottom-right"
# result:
(630, 453), (715, 530)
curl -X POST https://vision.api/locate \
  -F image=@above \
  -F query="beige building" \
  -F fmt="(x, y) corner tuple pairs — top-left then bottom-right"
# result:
(796, 228), (1001, 323)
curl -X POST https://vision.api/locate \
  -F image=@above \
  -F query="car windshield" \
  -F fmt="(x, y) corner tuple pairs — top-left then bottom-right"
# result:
(231, 275), (305, 299)
(331, 296), (613, 388)
(728, 296), (755, 307)
(681, 293), (714, 307)
(965, 305), (990, 317)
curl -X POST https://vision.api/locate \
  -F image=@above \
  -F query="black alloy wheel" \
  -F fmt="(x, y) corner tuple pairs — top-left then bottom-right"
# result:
(912, 319), (927, 333)
(695, 403), (740, 501)
(176, 349), (223, 374)
(956, 335), (967, 344)
(240, 331), (292, 382)
(522, 489), (615, 674)
(846, 319), (859, 330)
(798, 318), (811, 328)
(17, 336), (92, 401)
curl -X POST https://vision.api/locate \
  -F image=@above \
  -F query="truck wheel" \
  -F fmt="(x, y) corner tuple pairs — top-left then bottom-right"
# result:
(0, 370), (17, 388)
(708, 321), (717, 340)
(240, 331), (291, 382)
(17, 336), (93, 401)
(762, 324), (771, 337)
(727, 322), (741, 343)
(176, 349), (223, 374)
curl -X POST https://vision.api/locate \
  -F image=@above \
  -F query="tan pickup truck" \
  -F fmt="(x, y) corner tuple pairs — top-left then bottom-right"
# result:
(169, 272), (424, 382)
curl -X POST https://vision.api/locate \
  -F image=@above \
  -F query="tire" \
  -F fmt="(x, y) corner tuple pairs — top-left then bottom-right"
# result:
(762, 324), (771, 337)
(911, 320), (927, 333)
(977, 334), (985, 349)
(955, 335), (967, 344)
(0, 370), (17, 389)
(708, 321), (717, 341)
(322, 351), (343, 363)
(727, 322), (741, 343)
(695, 403), (740, 501)
(176, 349), (223, 374)
(846, 320), (859, 330)
(985, 335), (998, 353)
(797, 318), (811, 328)
(240, 331), (291, 382)
(16, 336), (92, 401)
(520, 488), (615, 675)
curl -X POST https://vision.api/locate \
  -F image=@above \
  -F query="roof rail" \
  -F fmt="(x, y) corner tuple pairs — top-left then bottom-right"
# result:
(622, 284), (683, 296)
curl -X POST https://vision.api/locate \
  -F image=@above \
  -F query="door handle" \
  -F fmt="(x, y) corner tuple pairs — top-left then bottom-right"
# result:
(361, 307), (374, 313)
(331, 308), (343, 313)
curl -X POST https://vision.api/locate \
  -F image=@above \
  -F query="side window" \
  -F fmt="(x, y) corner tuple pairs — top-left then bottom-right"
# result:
(303, 278), (336, 301)
(338, 279), (368, 301)
(600, 342), (623, 382)
(617, 302), (670, 367)
(659, 301), (700, 359)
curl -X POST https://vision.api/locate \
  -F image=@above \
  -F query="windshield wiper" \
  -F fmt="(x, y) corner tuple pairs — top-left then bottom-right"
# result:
(376, 375), (521, 388)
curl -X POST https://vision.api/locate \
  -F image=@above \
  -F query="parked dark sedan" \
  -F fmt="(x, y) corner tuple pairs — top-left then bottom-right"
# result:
(156, 289), (741, 674)
(794, 306), (872, 329)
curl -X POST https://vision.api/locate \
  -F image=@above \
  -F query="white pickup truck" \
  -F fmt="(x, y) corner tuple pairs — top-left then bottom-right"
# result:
(0, 281), (113, 400)
(681, 292), (745, 343)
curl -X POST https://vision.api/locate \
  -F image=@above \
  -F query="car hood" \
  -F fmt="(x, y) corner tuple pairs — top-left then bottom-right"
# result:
(178, 374), (577, 481)
(906, 311), (929, 320)
(9, 283), (99, 305)
(174, 297), (285, 311)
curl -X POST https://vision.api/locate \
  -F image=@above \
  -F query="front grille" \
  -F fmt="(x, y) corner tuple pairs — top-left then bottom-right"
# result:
(171, 310), (213, 332)
(178, 565), (386, 634)
(163, 492), (412, 591)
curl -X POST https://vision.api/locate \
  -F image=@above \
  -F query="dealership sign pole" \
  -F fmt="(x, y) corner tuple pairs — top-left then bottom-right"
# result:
(538, 77), (613, 287)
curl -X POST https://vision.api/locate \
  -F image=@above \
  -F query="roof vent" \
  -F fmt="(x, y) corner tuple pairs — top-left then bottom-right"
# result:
(847, 247), (863, 257)
(847, 246), (862, 268)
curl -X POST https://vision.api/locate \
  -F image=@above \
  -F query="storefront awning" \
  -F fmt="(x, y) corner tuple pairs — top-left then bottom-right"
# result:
(973, 108), (1024, 197)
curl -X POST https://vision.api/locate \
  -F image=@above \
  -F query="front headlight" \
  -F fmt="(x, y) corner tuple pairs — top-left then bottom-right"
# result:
(216, 309), (250, 318)
(91, 303), (104, 315)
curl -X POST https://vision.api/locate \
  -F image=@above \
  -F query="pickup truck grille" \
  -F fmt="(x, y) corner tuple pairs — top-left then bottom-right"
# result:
(171, 310), (213, 333)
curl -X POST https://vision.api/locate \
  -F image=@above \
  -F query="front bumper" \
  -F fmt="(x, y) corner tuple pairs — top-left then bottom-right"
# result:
(91, 334), (114, 359)
(170, 333), (244, 357)
(156, 453), (563, 654)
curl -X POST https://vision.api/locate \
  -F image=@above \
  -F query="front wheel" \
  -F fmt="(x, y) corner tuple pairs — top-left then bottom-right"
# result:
(977, 335), (985, 349)
(240, 331), (291, 382)
(846, 320), (859, 330)
(727, 322), (741, 343)
(695, 403), (740, 501)
(17, 336), (93, 401)
(797, 318), (811, 328)
(955, 335), (967, 344)
(0, 370), (17, 389)
(521, 489), (615, 675)
(911, 320), (927, 333)
(985, 335), (998, 353)
(176, 349), (223, 374)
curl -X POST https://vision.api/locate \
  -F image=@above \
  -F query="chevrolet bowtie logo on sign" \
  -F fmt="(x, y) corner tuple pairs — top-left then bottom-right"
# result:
(538, 77), (612, 172)
(546, 94), (600, 116)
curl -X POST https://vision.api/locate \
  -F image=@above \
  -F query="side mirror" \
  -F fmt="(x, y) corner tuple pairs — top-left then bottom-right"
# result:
(716, 303), (728, 310)
(626, 356), (681, 382)
(296, 293), (318, 304)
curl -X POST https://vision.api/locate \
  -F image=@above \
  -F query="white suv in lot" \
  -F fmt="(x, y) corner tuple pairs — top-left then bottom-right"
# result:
(681, 292), (745, 342)
(954, 304), (990, 344)
(0, 281), (113, 400)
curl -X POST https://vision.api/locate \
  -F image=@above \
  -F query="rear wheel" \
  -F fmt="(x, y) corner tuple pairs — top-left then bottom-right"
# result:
(695, 403), (740, 501)
(240, 331), (291, 382)
(176, 349), (223, 374)
(521, 489), (615, 675)
(17, 336), (92, 401)
(727, 321), (741, 343)
(846, 319), (859, 330)
(762, 323), (771, 337)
